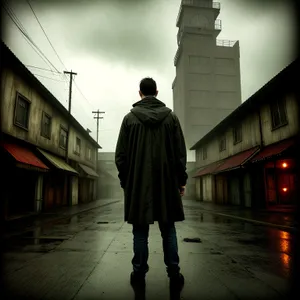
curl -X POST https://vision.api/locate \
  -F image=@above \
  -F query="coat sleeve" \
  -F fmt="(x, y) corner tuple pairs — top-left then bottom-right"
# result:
(115, 116), (128, 188)
(173, 114), (188, 187)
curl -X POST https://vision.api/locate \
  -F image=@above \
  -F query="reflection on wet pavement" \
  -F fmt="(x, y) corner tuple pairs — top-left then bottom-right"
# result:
(184, 207), (294, 280)
(3, 202), (294, 299)
(4, 237), (64, 253)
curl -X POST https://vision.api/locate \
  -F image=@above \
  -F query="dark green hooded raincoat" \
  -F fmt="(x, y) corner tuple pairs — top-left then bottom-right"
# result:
(115, 96), (188, 225)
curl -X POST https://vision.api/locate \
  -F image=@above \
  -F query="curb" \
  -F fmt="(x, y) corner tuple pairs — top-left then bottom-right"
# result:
(183, 201), (296, 215)
(196, 209), (297, 232)
(183, 204), (296, 232)
(59, 199), (121, 217)
(4, 199), (121, 239)
(213, 211), (296, 232)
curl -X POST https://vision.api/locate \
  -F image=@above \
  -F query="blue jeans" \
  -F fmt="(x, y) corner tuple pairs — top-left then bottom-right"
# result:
(132, 222), (180, 277)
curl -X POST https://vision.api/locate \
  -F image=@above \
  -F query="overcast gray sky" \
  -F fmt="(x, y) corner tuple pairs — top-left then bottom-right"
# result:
(2, 0), (297, 152)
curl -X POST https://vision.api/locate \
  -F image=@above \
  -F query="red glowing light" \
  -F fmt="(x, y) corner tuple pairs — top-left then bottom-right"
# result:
(282, 188), (288, 192)
(282, 162), (288, 168)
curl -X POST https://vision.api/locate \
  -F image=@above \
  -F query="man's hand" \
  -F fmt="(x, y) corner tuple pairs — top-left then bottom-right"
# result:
(179, 186), (185, 197)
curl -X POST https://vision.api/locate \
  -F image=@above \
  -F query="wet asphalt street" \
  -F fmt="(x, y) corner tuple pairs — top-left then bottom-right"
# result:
(3, 201), (293, 300)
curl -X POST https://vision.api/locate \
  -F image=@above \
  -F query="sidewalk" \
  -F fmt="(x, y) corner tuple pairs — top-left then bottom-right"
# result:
(183, 199), (298, 232)
(4, 198), (121, 238)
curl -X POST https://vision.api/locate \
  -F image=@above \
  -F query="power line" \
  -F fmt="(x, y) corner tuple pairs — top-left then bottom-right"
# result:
(25, 1), (95, 109)
(3, 0), (30, 38)
(7, 1), (95, 112)
(26, 65), (61, 74)
(3, 0), (96, 119)
(2, 1), (55, 74)
(2, 2), (60, 73)
(73, 79), (95, 108)
(33, 74), (66, 82)
(20, 35), (57, 75)
(2, 1), (60, 74)
(26, 0), (68, 82)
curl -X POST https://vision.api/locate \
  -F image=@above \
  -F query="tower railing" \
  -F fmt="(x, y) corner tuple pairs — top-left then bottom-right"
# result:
(181, 0), (220, 9)
(174, 40), (237, 66)
(216, 39), (237, 47)
(215, 19), (222, 30)
(177, 19), (222, 45)
(176, 1), (221, 26)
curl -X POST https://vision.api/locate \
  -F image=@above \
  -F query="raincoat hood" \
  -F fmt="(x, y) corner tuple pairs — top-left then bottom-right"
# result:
(130, 96), (172, 126)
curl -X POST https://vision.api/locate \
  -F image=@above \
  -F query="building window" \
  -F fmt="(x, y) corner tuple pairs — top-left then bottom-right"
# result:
(219, 136), (226, 152)
(270, 99), (288, 129)
(86, 146), (92, 160)
(14, 93), (30, 129)
(233, 125), (242, 144)
(59, 127), (68, 149)
(75, 137), (81, 155)
(195, 150), (199, 161)
(41, 112), (52, 139)
(195, 149), (199, 161)
(202, 147), (207, 160)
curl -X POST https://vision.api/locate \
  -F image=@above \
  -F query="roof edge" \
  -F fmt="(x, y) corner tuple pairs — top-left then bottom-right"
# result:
(190, 58), (299, 150)
(1, 40), (101, 149)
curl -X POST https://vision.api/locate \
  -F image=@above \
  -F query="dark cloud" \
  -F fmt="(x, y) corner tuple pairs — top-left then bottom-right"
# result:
(2, 0), (297, 103)
(21, 0), (176, 69)
(219, 0), (297, 100)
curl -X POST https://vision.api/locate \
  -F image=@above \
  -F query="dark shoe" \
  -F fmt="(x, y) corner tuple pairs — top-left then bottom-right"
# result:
(169, 273), (184, 300)
(169, 273), (184, 289)
(130, 271), (146, 286)
(130, 272), (146, 300)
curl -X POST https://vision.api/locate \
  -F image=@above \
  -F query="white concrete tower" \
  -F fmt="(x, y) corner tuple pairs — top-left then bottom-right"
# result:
(172, 0), (242, 161)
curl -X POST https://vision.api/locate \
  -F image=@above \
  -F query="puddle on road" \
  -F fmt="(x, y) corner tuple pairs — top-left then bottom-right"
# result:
(16, 230), (72, 240)
(237, 237), (267, 245)
(53, 215), (88, 225)
(4, 228), (69, 253)
(54, 218), (73, 225)
(3, 237), (64, 253)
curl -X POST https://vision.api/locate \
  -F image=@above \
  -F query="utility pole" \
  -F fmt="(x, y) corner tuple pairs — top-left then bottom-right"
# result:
(64, 70), (77, 163)
(92, 110), (105, 144)
(64, 70), (77, 207)
(92, 110), (105, 200)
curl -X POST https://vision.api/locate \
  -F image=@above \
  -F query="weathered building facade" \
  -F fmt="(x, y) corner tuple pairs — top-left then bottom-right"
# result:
(1, 41), (100, 220)
(191, 59), (299, 210)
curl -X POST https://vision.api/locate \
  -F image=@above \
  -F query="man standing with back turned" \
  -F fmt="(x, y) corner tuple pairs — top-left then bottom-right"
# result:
(115, 77), (188, 289)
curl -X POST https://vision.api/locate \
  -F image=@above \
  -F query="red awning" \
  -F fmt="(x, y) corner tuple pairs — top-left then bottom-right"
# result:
(251, 138), (295, 163)
(193, 162), (224, 178)
(2, 142), (49, 171)
(213, 147), (259, 174)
